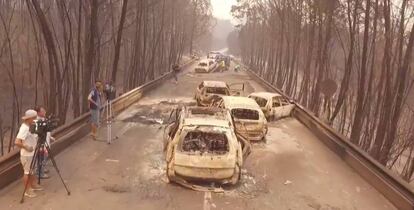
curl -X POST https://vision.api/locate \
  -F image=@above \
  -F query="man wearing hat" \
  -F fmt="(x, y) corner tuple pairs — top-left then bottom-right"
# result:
(15, 109), (43, 198)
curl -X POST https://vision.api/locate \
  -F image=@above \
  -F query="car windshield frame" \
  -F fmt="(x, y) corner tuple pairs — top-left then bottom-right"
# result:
(178, 127), (230, 155)
(231, 108), (260, 120)
(205, 87), (229, 95)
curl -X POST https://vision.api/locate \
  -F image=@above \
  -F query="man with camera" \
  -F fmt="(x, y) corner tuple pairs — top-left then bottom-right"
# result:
(15, 109), (43, 198)
(88, 80), (103, 140)
(34, 106), (55, 179)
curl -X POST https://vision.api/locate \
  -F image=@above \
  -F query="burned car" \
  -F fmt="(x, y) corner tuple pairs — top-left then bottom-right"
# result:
(219, 96), (268, 141)
(248, 92), (294, 120)
(194, 59), (215, 73)
(195, 81), (244, 107)
(163, 107), (250, 188)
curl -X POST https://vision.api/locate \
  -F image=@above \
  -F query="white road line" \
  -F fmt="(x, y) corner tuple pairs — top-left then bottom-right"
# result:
(203, 191), (212, 210)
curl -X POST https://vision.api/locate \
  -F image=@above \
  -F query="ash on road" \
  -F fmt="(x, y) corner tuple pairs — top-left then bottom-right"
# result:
(0, 63), (395, 210)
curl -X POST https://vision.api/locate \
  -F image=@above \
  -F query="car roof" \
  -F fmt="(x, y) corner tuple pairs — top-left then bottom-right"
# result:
(183, 118), (230, 128)
(202, 81), (227, 88)
(249, 92), (281, 99)
(221, 96), (261, 110)
(182, 107), (231, 128)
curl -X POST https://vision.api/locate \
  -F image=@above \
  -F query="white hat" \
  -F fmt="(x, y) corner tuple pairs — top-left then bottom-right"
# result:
(22, 109), (37, 120)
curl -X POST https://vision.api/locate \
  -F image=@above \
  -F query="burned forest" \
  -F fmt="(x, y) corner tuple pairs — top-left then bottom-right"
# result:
(0, 0), (213, 155)
(231, 0), (414, 182)
(1, 0), (414, 209)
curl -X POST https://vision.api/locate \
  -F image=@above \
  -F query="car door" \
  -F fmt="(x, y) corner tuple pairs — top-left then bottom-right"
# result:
(271, 96), (284, 119)
(280, 97), (294, 117)
(228, 83), (245, 96)
(164, 108), (181, 153)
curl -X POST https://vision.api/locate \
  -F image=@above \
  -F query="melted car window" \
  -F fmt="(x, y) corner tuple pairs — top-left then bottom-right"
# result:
(253, 97), (267, 107)
(182, 131), (229, 154)
(231, 109), (259, 120)
(273, 97), (282, 107)
(198, 62), (208, 67)
(205, 87), (228, 95)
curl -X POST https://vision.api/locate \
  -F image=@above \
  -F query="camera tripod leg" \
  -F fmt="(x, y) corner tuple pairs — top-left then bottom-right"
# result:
(20, 144), (41, 203)
(44, 145), (71, 196)
(106, 100), (116, 144)
(37, 148), (44, 185)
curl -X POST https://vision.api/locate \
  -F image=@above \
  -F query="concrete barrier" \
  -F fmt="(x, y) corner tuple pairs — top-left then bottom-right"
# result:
(0, 60), (194, 189)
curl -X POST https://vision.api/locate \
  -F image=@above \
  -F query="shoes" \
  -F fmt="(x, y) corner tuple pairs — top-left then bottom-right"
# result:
(40, 174), (50, 179)
(24, 190), (37, 198)
(32, 186), (44, 191)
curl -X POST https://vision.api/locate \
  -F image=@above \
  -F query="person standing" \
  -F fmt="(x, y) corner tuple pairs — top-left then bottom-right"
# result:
(172, 64), (180, 84)
(34, 106), (55, 179)
(15, 109), (43, 198)
(88, 80), (103, 140)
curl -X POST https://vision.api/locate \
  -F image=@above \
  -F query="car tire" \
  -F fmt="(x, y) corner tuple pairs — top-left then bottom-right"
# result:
(166, 160), (175, 182)
(230, 164), (241, 185)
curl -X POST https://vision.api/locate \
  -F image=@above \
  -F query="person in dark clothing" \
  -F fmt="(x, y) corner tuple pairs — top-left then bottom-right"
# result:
(172, 64), (180, 84)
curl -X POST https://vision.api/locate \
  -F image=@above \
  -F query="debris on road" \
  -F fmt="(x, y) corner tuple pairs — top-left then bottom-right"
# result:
(123, 99), (195, 125)
(105, 159), (120, 163)
(102, 184), (130, 193)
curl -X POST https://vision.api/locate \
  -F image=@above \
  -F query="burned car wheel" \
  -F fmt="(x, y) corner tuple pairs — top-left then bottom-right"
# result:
(229, 163), (241, 185)
(166, 159), (175, 182)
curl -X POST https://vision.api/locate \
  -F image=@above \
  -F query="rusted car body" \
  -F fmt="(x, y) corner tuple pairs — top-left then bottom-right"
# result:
(219, 96), (268, 141)
(163, 107), (250, 187)
(195, 81), (244, 107)
(248, 92), (295, 120)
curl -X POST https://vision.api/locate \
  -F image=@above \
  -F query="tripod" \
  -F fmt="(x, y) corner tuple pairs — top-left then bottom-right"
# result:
(105, 99), (118, 144)
(20, 133), (70, 203)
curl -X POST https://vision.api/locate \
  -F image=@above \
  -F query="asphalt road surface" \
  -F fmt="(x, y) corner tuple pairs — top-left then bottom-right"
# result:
(0, 63), (395, 210)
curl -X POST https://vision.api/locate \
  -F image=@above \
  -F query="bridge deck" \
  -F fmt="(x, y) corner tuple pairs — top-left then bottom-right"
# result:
(0, 63), (394, 210)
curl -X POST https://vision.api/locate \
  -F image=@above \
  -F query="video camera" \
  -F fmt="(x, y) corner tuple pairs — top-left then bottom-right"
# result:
(104, 83), (116, 101)
(29, 117), (59, 138)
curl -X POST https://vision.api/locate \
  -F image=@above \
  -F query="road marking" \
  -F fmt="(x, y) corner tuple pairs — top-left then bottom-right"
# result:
(203, 191), (212, 210)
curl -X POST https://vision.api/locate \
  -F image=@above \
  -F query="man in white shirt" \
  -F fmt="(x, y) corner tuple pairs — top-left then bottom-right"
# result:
(15, 109), (43, 198)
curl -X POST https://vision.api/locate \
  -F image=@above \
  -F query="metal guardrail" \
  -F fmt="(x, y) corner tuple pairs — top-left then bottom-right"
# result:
(0, 60), (195, 190)
(243, 66), (414, 210)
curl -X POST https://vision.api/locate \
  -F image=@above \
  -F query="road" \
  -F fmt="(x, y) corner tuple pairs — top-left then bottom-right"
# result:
(0, 63), (395, 210)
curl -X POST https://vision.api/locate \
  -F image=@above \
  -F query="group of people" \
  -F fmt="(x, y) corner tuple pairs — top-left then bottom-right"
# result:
(15, 106), (55, 198)
(15, 80), (115, 198)
(15, 64), (183, 199)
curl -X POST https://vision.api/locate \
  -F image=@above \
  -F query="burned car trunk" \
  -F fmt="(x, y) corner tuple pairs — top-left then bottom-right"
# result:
(221, 96), (268, 142)
(182, 131), (229, 155)
(164, 106), (248, 190)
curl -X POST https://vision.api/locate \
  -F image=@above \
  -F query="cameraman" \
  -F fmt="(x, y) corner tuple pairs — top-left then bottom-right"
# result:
(88, 80), (103, 140)
(104, 81), (116, 102)
(15, 109), (43, 198)
(34, 106), (55, 179)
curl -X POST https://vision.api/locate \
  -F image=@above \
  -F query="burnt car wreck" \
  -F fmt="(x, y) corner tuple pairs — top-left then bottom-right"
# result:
(163, 107), (251, 191)
(182, 131), (229, 155)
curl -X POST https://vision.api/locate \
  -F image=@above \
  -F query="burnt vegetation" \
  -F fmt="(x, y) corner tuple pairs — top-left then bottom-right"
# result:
(231, 0), (414, 182)
(0, 0), (213, 155)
